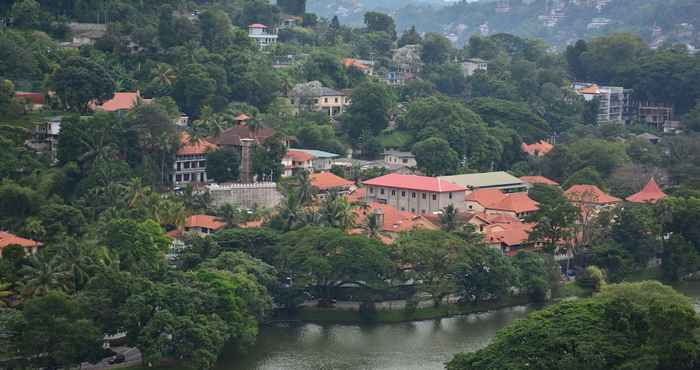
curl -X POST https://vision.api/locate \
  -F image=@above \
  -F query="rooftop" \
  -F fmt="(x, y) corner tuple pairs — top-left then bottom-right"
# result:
(383, 150), (415, 158)
(364, 173), (465, 193)
(521, 141), (554, 157)
(91, 92), (144, 112)
(565, 185), (621, 205)
(289, 148), (340, 159)
(290, 81), (346, 98)
(520, 175), (560, 186)
(438, 172), (526, 191)
(353, 202), (438, 235)
(210, 125), (277, 147)
(626, 178), (667, 204)
(186, 215), (225, 231)
(310, 172), (354, 191)
(0, 231), (41, 251)
(465, 189), (539, 214)
(177, 133), (218, 156)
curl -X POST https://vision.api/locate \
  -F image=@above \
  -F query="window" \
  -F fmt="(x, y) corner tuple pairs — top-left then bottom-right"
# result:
(402, 159), (408, 164)
(449, 193), (453, 199)
(191, 162), (198, 168)
(324, 98), (328, 103)
(199, 161), (206, 167)
(184, 162), (191, 169)
(391, 190), (396, 196)
(176, 162), (182, 171)
(401, 191), (406, 197)
(176, 174), (182, 182)
(411, 208), (415, 213)
(335, 97), (339, 103)
(380, 189), (385, 195)
(184, 173), (190, 181)
(422, 193), (426, 199)
(401, 207), (405, 211)
(421, 210), (426, 214)
(412, 192), (416, 198)
(432, 194), (437, 201)
(369, 187), (374, 194)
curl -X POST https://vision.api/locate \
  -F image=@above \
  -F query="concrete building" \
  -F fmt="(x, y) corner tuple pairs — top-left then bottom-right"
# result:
(462, 58), (488, 77)
(172, 133), (217, 186)
(438, 172), (528, 193)
(383, 150), (417, 168)
(208, 182), (283, 209)
(282, 149), (340, 177)
(363, 173), (467, 215)
(248, 23), (278, 49)
(26, 116), (62, 162)
(574, 83), (625, 123)
(288, 81), (350, 118)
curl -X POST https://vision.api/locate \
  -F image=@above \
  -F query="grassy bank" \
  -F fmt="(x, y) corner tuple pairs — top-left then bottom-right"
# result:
(288, 295), (531, 324)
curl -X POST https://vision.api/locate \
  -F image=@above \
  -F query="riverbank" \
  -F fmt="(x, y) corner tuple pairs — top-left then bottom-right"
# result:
(274, 294), (532, 324)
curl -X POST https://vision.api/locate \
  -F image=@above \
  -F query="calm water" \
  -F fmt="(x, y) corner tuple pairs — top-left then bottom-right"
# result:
(218, 282), (700, 370)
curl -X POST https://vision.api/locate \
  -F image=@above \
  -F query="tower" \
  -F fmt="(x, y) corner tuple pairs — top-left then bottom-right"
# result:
(239, 138), (255, 184)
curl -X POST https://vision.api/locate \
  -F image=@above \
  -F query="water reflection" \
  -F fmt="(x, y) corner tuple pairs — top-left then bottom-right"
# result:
(217, 306), (533, 370)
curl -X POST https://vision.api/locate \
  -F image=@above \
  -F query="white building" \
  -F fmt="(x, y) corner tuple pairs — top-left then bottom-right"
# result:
(248, 23), (278, 49)
(172, 134), (217, 186)
(574, 83), (625, 123)
(462, 58), (488, 77)
(363, 173), (467, 215)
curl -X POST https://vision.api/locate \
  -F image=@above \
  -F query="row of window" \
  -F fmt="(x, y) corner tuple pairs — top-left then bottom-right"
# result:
(369, 187), (454, 200)
(176, 160), (206, 171)
(174, 172), (205, 183)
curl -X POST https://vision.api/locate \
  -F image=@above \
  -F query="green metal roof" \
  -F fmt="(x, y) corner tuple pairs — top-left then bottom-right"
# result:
(289, 148), (339, 159)
(438, 172), (526, 190)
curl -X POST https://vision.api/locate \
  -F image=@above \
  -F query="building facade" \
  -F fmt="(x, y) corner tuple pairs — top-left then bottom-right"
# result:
(383, 150), (417, 168)
(462, 58), (488, 77)
(172, 134), (217, 186)
(248, 24), (278, 49)
(288, 81), (350, 118)
(574, 83), (625, 123)
(363, 174), (467, 215)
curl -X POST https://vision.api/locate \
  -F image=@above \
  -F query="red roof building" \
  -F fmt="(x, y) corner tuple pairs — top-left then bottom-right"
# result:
(363, 174), (465, 193)
(352, 202), (438, 244)
(310, 172), (355, 191)
(626, 178), (667, 204)
(0, 232), (41, 256)
(565, 185), (621, 206)
(185, 215), (226, 234)
(465, 189), (539, 219)
(520, 176), (559, 187)
(521, 140), (554, 157)
(210, 125), (278, 148)
(176, 133), (218, 156)
(15, 92), (45, 106)
(91, 92), (145, 112)
(363, 174), (467, 215)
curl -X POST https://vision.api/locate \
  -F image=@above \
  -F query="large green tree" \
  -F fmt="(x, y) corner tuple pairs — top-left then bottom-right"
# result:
(340, 81), (397, 146)
(51, 57), (115, 113)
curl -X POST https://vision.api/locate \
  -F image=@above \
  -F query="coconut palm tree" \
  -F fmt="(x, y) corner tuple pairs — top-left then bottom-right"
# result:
(294, 170), (316, 205)
(55, 241), (94, 294)
(319, 193), (357, 231)
(439, 204), (462, 232)
(217, 203), (244, 228)
(19, 253), (69, 299)
(277, 191), (304, 232)
(152, 63), (177, 87)
(362, 212), (383, 240)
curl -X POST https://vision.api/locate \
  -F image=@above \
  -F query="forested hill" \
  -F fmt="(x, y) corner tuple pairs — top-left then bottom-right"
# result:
(392, 0), (700, 49)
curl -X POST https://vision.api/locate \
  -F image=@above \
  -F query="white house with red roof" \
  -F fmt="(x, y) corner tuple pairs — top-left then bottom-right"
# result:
(310, 172), (355, 197)
(248, 23), (278, 49)
(465, 189), (540, 220)
(362, 173), (467, 215)
(172, 133), (218, 186)
(90, 91), (151, 114)
(0, 231), (42, 257)
(351, 202), (439, 244)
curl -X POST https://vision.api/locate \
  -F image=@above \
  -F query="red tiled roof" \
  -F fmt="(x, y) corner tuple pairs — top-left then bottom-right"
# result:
(285, 149), (314, 162)
(15, 92), (45, 105)
(342, 58), (369, 70)
(185, 215), (225, 231)
(310, 172), (354, 191)
(353, 202), (438, 235)
(249, 23), (268, 28)
(626, 178), (667, 204)
(177, 133), (218, 156)
(363, 173), (465, 193)
(521, 141), (554, 157)
(210, 125), (277, 147)
(466, 189), (539, 214)
(0, 231), (41, 251)
(484, 222), (535, 247)
(346, 188), (366, 203)
(578, 84), (600, 95)
(520, 176), (559, 186)
(93, 92), (140, 112)
(565, 185), (621, 205)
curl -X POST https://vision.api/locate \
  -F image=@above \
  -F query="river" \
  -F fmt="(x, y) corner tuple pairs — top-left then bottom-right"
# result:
(216, 282), (700, 370)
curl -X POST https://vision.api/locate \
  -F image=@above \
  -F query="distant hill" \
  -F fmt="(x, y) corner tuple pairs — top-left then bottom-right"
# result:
(307, 0), (458, 25)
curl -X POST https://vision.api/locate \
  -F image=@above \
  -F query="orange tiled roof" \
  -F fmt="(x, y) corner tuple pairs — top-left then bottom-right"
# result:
(520, 176), (559, 186)
(285, 149), (315, 162)
(177, 133), (218, 156)
(310, 172), (354, 191)
(0, 231), (41, 251)
(342, 58), (369, 70)
(484, 221), (535, 247)
(565, 185), (621, 205)
(578, 84), (600, 95)
(15, 92), (45, 105)
(346, 188), (366, 203)
(466, 189), (539, 214)
(354, 203), (438, 235)
(92, 92), (140, 112)
(185, 215), (225, 231)
(521, 141), (554, 157)
(364, 173), (466, 193)
(626, 178), (667, 204)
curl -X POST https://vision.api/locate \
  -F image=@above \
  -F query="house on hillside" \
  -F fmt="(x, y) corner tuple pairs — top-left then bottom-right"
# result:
(574, 83), (626, 123)
(248, 24), (278, 49)
(351, 202), (439, 244)
(363, 173), (467, 214)
(438, 172), (528, 194)
(26, 116), (62, 162)
(15, 92), (45, 110)
(383, 150), (417, 168)
(282, 149), (340, 177)
(462, 58), (488, 77)
(90, 91), (150, 115)
(342, 58), (374, 75)
(0, 232), (42, 257)
(521, 141), (554, 157)
(288, 81), (350, 118)
(172, 133), (217, 186)
(464, 189), (539, 220)
(310, 172), (355, 198)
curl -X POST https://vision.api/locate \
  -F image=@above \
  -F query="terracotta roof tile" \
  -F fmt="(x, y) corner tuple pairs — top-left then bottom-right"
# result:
(15, 92), (45, 105)
(310, 172), (354, 191)
(565, 185), (621, 205)
(177, 133), (218, 156)
(354, 202), (438, 235)
(363, 173), (465, 193)
(0, 231), (41, 251)
(93, 92), (140, 112)
(466, 189), (539, 214)
(484, 222), (535, 247)
(520, 176), (559, 186)
(285, 149), (315, 162)
(521, 141), (554, 157)
(626, 178), (667, 204)
(185, 215), (225, 231)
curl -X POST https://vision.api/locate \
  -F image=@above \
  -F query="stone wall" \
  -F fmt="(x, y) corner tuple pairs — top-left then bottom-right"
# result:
(208, 182), (282, 209)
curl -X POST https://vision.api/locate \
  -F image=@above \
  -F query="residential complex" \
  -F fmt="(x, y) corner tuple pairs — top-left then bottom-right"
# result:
(363, 173), (467, 215)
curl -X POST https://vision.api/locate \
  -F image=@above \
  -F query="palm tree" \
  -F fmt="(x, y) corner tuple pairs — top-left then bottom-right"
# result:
(362, 212), (383, 240)
(294, 170), (316, 205)
(439, 204), (462, 232)
(56, 241), (94, 294)
(320, 193), (357, 231)
(277, 191), (304, 232)
(152, 63), (177, 87)
(217, 203), (243, 228)
(19, 253), (69, 299)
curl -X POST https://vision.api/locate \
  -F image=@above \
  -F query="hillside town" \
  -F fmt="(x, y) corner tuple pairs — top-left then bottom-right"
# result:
(2, 0), (700, 369)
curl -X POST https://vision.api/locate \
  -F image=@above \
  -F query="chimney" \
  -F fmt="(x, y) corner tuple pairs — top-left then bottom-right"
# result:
(240, 138), (254, 183)
(373, 207), (385, 228)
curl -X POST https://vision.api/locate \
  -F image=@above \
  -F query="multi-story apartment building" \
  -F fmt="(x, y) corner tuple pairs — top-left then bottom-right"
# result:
(574, 83), (625, 123)
(363, 173), (466, 215)
(248, 23), (278, 49)
(172, 134), (217, 186)
(288, 81), (350, 118)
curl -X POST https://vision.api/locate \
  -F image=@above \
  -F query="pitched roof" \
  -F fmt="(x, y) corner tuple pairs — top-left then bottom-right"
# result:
(439, 172), (526, 191)
(177, 133), (218, 156)
(354, 202), (438, 234)
(383, 150), (415, 158)
(521, 141), (554, 157)
(185, 215), (225, 231)
(484, 221), (535, 248)
(363, 173), (466, 193)
(15, 92), (45, 105)
(565, 185), (621, 205)
(346, 188), (366, 203)
(520, 176), (560, 186)
(626, 178), (667, 204)
(285, 149), (314, 162)
(0, 231), (41, 251)
(249, 23), (268, 28)
(93, 92), (140, 112)
(210, 125), (277, 147)
(310, 172), (354, 191)
(342, 58), (370, 70)
(466, 189), (539, 214)
(289, 148), (339, 159)
(578, 84), (600, 95)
